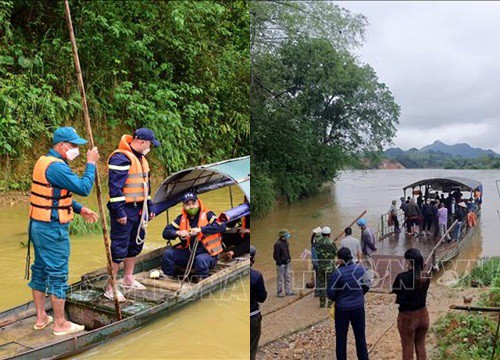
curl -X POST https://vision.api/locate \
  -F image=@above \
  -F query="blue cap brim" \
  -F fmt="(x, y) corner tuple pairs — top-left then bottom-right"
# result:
(69, 137), (87, 145)
(152, 139), (161, 147)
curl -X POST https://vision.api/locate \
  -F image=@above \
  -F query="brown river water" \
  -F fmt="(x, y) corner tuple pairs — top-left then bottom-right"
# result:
(0, 186), (249, 359)
(252, 169), (500, 286)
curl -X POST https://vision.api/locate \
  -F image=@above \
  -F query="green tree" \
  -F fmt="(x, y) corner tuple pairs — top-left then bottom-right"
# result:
(0, 0), (249, 186)
(251, 1), (400, 216)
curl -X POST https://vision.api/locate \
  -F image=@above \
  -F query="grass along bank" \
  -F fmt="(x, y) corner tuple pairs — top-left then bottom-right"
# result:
(432, 256), (500, 359)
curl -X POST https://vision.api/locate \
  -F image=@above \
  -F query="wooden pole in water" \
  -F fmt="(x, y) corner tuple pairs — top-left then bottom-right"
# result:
(332, 210), (367, 243)
(63, 0), (122, 320)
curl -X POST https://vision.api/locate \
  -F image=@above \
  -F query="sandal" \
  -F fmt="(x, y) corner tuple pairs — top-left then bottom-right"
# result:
(104, 288), (126, 302)
(121, 280), (147, 290)
(53, 321), (85, 336)
(34, 315), (53, 330)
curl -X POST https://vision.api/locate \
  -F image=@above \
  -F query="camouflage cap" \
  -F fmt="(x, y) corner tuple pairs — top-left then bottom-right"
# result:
(278, 229), (290, 237)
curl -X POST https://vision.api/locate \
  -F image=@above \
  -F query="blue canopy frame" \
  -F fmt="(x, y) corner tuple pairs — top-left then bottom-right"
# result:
(152, 156), (250, 216)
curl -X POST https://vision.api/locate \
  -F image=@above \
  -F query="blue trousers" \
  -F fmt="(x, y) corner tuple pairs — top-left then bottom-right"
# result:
(28, 220), (70, 299)
(110, 206), (145, 263)
(335, 306), (369, 360)
(454, 221), (463, 241)
(161, 247), (217, 277)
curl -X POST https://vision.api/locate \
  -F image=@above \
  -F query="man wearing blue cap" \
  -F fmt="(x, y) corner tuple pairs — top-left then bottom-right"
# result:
(105, 128), (160, 301)
(161, 192), (226, 282)
(28, 126), (99, 335)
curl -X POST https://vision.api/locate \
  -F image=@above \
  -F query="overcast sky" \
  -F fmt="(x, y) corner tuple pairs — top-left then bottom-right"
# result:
(338, 1), (500, 152)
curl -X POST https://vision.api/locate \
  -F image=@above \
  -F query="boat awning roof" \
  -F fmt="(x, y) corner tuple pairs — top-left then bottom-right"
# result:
(153, 156), (250, 214)
(403, 177), (482, 192)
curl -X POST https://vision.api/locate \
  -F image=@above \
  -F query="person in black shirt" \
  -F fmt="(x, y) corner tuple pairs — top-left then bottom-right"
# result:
(421, 200), (433, 236)
(392, 248), (430, 360)
(220, 214), (250, 261)
(454, 202), (466, 241)
(250, 246), (267, 360)
(273, 229), (294, 297)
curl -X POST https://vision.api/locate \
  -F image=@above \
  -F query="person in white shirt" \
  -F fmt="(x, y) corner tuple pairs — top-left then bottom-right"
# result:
(340, 227), (362, 263)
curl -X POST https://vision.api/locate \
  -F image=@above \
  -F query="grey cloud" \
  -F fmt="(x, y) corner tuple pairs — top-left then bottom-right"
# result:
(339, 1), (500, 150)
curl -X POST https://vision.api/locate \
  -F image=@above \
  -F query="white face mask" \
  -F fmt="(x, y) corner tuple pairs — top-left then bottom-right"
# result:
(64, 144), (80, 161)
(142, 147), (150, 156)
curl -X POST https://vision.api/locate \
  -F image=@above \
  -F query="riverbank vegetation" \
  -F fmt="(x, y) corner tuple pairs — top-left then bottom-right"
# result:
(0, 0), (249, 190)
(432, 257), (500, 359)
(375, 151), (500, 170)
(250, 1), (400, 217)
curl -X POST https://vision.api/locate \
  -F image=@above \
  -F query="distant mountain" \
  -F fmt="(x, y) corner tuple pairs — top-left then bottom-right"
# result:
(420, 140), (499, 159)
(380, 141), (500, 169)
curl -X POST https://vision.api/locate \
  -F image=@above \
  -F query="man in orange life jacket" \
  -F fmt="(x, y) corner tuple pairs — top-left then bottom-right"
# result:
(161, 192), (226, 281)
(28, 127), (99, 336)
(106, 128), (159, 301)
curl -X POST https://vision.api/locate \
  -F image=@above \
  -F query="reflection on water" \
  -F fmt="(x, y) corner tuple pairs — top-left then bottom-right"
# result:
(0, 186), (249, 359)
(252, 170), (499, 281)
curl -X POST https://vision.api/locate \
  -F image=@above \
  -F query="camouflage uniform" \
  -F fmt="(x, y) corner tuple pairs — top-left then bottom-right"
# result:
(315, 236), (337, 307)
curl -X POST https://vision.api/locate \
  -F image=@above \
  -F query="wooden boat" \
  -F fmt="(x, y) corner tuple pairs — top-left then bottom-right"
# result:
(372, 177), (482, 291)
(0, 156), (250, 360)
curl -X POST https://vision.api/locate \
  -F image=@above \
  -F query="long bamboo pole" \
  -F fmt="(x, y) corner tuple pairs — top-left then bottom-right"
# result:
(64, 0), (122, 320)
(449, 304), (500, 312)
(332, 210), (367, 244)
(423, 219), (458, 275)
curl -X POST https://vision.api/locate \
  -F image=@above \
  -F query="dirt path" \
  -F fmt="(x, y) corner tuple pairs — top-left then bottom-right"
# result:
(257, 275), (483, 359)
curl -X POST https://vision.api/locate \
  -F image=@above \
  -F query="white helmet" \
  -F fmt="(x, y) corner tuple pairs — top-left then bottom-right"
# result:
(322, 226), (331, 235)
(312, 226), (322, 234)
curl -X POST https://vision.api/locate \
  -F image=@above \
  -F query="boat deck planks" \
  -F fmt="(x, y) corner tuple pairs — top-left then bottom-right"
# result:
(134, 272), (192, 292)
(0, 343), (31, 360)
(0, 255), (250, 359)
(0, 314), (90, 359)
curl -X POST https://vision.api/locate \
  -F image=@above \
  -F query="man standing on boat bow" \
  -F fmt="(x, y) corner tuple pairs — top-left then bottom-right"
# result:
(106, 128), (159, 301)
(28, 127), (99, 336)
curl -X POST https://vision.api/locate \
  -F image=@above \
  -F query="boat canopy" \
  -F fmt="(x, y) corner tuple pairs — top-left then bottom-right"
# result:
(153, 156), (250, 215)
(403, 177), (482, 193)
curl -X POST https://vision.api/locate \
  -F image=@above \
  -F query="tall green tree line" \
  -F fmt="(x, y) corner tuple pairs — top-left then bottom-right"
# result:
(0, 0), (249, 189)
(251, 1), (400, 217)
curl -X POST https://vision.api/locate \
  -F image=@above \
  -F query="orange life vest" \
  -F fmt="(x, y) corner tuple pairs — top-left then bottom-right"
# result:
(177, 199), (223, 256)
(29, 156), (74, 223)
(467, 212), (477, 228)
(108, 135), (150, 204)
(240, 215), (249, 238)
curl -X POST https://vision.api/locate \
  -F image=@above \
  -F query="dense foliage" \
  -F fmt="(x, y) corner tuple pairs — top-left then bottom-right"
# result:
(0, 0), (249, 188)
(251, 1), (400, 217)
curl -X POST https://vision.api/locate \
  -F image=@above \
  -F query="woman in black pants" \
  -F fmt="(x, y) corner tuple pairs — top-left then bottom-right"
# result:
(392, 248), (430, 360)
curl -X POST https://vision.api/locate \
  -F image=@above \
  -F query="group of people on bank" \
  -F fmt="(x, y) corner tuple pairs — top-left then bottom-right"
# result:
(389, 190), (479, 241)
(273, 220), (378, 308)
(251, 221), (431, 360)
(27, 127), (249, 336)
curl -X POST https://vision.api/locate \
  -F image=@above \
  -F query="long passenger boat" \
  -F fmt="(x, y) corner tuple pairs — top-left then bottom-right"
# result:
(0, 156), (250, 359)
(372, 177), (482, 291)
